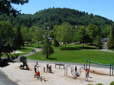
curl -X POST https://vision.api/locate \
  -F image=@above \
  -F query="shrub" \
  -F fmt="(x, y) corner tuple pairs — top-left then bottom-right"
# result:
(107, 36), (114, 49)
(87, 84), (94, 85)
(93, 35), (102, 49)
(96, 83), (103, 85)
(110, 81), (114, 85)
(41, 41), (44, 44)
(49, 45), (54, 55)
(54, 38), (59, 47)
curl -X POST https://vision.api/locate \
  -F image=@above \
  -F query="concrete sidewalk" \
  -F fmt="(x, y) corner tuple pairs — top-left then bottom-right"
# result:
(0, 70), (18, 85)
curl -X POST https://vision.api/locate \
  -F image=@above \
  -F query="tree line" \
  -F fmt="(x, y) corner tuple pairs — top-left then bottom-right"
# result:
(0, 7), (113, 38)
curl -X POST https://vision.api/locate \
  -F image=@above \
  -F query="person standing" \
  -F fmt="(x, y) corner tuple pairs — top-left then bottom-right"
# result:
(43, 67), (45, 72)
(47, 64), (49, 72)
(75, 66), (77, 73)
(34, 65), (37, 73)
(85, 68), (90, 81)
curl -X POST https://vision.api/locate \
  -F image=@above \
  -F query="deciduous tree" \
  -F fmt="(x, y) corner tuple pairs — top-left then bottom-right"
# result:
(56, 22), (74, 49)
(0, 0), (29, 17)
(32, 27), (44, 48)
(42, 37), (54, 58)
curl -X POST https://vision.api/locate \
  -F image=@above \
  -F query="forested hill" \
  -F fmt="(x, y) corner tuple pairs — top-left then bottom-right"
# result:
(0, 8), (113, 28)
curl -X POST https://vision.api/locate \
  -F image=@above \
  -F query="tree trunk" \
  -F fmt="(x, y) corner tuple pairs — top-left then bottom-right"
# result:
(46, 48), (48, 58)
(83, 41), (84, 48)
(38, 41), (39, 48)
(65, 42), (66, 49)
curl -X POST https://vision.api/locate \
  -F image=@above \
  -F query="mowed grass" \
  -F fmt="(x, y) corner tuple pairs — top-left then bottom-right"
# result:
(2, 47), (34, 57)
(24, 43), (44, 48)
(27, 50), (114, 64)
(53, 44), (97, 50)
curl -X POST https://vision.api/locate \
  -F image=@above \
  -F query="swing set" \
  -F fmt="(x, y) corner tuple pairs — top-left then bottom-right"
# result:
(84, 59), (114, 76)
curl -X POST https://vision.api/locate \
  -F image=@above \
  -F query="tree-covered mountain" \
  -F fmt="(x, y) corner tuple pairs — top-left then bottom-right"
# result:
(0, 8), (113, 29)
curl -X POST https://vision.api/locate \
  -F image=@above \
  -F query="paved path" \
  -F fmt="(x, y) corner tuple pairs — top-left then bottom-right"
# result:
(101, 42), (113, 52)
(0, 70), (18, 85)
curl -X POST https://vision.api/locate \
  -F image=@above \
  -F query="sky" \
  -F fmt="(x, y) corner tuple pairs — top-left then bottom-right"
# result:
(12, 0), (114, 21)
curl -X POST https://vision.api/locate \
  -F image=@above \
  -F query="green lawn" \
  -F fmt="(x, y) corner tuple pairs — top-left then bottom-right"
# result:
(2, 47), (34, 57)
(53, 44), (97, 50)
(25, 43), (44, 48)
(27, 50), (114, 64)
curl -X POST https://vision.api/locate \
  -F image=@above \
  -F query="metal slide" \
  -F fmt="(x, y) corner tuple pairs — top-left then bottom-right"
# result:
(65, 65), (76, 77)
(65, 65), (83, 77)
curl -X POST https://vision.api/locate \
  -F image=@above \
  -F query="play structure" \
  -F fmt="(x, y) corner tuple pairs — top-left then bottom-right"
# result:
(19, 56), (29, 70)
(64, 65), (83, 77)
(84, 59), (114, 76)
(55, 63), (65, 69)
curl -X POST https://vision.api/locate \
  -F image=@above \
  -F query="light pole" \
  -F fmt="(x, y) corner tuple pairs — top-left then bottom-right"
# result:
(107, 28), (109, 42)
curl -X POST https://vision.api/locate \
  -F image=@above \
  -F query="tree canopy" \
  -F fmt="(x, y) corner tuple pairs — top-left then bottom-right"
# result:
(0, 0), (29, 17)
(0, 8), (113, 28)
(56, 22), (74, 49)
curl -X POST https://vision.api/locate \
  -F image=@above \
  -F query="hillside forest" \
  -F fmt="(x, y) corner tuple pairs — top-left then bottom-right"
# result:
(0, 8), (114, 52)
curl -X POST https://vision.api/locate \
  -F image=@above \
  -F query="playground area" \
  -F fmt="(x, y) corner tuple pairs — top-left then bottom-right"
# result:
(0, 61), (114, 85)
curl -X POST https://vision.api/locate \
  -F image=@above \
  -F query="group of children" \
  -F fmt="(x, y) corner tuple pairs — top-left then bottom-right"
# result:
(32, 50), (36, 53)
(34, 62), (90, 81)
(73, 66), (90, 80)
(34, 62), (53, 78)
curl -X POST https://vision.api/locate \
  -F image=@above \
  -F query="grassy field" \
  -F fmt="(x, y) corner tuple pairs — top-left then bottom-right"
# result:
(2, 47), (34, 57)
(24, 42), (44, 48)
(27, 43), (114, 64)
(53, 44), (97, 50)
(27, 50), (114, 64)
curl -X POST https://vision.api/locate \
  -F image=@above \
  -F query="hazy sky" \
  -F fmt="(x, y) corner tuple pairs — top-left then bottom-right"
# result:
(12, 0), (114, 21)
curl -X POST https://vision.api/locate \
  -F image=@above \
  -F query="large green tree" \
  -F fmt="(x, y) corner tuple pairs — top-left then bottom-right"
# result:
(28, 26), (36, 43)
(107, 25), (114, 49)
(56, 22), (74, 49)
(101, 25), (111, 38)
(86, 24), (99, 43)
(32, 27), (44, 48)
(78, 27), (89, 48)
(0, 21), (16, 57)
(73, 25), (82, 42)
(0, 0), (29, 17)
(20, 26), (29, 42)
(13, 24), (24, 49)
(93, 35), (102, 49)
(42, 37), (54, 58)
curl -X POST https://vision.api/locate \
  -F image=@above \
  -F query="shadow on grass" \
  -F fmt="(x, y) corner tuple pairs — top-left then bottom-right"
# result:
(18, 47), (27, 50)
(60, 47), (96, 50)
(47, 58), (57, 60)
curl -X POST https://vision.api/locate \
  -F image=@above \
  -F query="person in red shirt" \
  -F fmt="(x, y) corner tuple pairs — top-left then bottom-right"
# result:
(36, 70), (40, 77)
(85, 68), (90, 81)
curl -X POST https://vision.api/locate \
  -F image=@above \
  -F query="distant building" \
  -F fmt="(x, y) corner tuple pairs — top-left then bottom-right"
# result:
(101, 38), (109, 42)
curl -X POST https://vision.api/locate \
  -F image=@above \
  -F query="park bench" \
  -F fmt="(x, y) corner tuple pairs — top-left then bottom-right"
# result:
(55, 63), (65, 69)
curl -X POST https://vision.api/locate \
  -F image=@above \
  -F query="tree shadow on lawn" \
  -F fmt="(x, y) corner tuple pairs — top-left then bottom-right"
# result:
(47, 58), (57, 60)
(60, 47), (96, 50)
(18, 47), (27, 50)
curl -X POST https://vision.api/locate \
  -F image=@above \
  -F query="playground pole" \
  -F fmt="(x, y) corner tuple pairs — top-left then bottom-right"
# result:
(86, 60), (87, 70)
(112, 62), (113, 76)
(89, 59), (90, 70)
(84, 64), (85, 70)
(110, 63), (111, 76)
